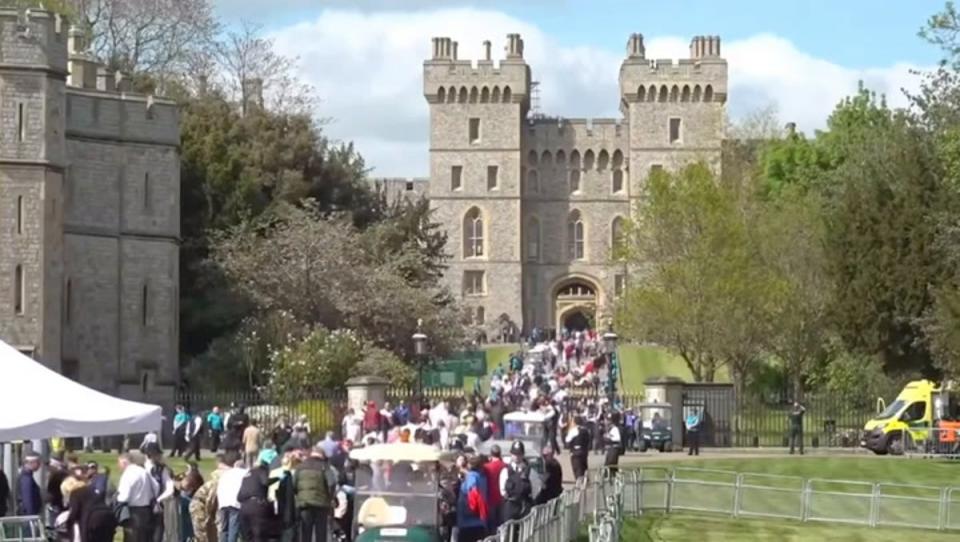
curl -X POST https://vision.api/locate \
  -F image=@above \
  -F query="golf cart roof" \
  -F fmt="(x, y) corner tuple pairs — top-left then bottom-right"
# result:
(504, 410), (554, 423)
(636, 402), (673, 409)
(349, 442), (454, 463)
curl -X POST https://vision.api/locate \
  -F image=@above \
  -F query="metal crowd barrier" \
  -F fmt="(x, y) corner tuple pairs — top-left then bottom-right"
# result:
(899, 427), (960, 457)
(595, 466), (960, 534)
(481, 478), (588, 542)
(0, 517), (45, 542)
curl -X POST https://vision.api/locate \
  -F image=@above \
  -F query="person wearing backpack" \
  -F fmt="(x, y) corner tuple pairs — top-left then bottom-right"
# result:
(67, 484), (118, 542)
(295, 446), (336, 542)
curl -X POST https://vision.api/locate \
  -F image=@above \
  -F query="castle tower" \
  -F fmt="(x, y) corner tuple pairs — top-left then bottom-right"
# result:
(423, 34), (531, 334)
(0, 8), (68, 367)
(619, 33), (727, 193)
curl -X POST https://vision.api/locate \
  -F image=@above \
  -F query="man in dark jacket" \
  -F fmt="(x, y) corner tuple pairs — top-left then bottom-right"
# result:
(295, 446), (336, 542)
(535, 446), (563, 505)
(0, 467), (8, 517)
(18, 453), (42, 516)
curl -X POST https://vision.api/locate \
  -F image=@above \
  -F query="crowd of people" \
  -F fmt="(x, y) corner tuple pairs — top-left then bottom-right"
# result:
(0, 327), (645, 542)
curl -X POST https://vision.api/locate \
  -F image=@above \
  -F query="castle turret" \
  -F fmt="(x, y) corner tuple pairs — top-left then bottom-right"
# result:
(619, 32), (727, 194)
(0, 7), (68, 369)
(423, 34), (532, 334)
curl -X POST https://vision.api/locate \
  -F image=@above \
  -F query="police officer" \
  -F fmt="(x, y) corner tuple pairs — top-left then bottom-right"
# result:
(500, 441), (533, 526)
(603, 412), (622, 477)
(565, 416), (590, 481)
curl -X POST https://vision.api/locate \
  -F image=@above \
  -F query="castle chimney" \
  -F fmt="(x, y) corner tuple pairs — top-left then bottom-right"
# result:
(115, 71), (131, 92)
(506, 33), (523, 59)
(68, 25), (86, 54)
(627, 33), (646, 59)
(452, 41), (458, 61)
(431, 37), (440, 59)
(689, 36), (701, 59)
(242, 77), (264, 115)
(96, 66), (116, 92)
(483, 40), (491, 61)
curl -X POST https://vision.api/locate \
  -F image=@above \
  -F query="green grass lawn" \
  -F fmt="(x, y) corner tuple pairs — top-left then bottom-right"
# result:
(639, 455), (958, 488)
(623, 513), (960, 542)
(619, 456), (960, 541)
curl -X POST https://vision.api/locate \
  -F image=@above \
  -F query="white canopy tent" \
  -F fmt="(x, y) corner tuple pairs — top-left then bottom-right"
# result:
(0, 339), (162, 441)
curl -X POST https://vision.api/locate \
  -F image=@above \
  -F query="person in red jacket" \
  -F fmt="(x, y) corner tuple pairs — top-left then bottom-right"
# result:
(482, 446), (506, 532)
(362, 401), (380, 435)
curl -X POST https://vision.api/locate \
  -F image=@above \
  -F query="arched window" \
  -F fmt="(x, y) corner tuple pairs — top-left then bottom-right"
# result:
(569, 170), (581, 194)
(556, 149), (566, 165)
(469, 87), (479, 103)
(637, 86), (646, 101)
(526, 169), (539, 194)
(583, 150), (595, 170)
(492, 86), (501, 102)
(463, 207), (484, 258)
(658, 86), (668, 102)
(612, 149), (624, 169)
(693, 85), (702, 102)
(568, 210), (585, 260)
(528, 150), (538, 166)
(458, 87), (468, 103)
(526, 216), (541, 261)
(480, 87), (490, 103)
(448, 86), (457, 103)
(704, 84), (714, 102)
(612, 169), (624, 193)
(541, 150), (553, 167)
(503, 86), (512, 102)
(670, 85), (679, 102)
(475, 306), (485, 325)
(597, 150), (610, 171)
(648, 85), (656, 102)
(14, 264), (24, 314)
(681, 85), (691, 102)
(611, 216), (626, 253)
(570, 149), (581, 169)
(437, 87), (446, 102)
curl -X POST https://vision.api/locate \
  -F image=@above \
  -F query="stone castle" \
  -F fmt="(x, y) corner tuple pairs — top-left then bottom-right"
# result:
(380, 32), (726, 337)
(0, 9), (179, 403)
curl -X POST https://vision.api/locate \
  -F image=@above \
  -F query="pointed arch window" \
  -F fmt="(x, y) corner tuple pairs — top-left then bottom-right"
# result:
(463, 207), (484, 258)
(526, 216), (541, 261)
(568, 210), (585, 260)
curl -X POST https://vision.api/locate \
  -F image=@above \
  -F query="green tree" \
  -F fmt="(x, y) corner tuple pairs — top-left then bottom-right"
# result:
(616, 163), (771, 384)
(265, 327), (412, 401)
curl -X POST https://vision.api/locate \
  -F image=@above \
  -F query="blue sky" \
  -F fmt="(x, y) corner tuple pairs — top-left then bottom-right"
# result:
(215, 0), (948, 177)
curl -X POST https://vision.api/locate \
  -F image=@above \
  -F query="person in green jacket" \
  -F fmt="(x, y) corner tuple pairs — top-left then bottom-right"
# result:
(295, 446), (337, 542)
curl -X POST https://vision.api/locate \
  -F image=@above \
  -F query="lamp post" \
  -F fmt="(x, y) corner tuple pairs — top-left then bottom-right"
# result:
(603, 320), (620, 403)
(412, 319), (428, 401)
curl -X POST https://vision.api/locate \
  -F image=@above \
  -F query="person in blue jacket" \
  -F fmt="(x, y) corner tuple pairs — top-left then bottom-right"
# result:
(685, 409), (702, 456)
(17, 453), (42, 516)
(456, 455), (489, 542)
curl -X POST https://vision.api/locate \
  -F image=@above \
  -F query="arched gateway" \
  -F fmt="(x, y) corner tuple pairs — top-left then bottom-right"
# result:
(553, 277), (601, 332)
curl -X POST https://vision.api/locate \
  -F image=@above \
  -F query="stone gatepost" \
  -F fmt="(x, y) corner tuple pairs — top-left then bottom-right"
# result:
(345, 376), (391, 414)
(644, 376), (686, 450)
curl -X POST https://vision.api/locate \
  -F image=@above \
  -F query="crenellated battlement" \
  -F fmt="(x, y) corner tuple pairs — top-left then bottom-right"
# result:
(0, 7), (68, 73)
(619, 32), (728, 106)
(527, 117), (629, 146)
(424, 33), (531, 103)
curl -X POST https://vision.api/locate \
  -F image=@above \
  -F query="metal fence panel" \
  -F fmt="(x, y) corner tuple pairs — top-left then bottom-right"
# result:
(669, 468), (737, 515)
(735, 473), (805, 520)
(875, 483), (944, 530)
(805, 479), (875, 526)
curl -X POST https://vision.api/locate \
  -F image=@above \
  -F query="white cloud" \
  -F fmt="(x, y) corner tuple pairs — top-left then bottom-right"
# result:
(271, 8), (927, 177)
